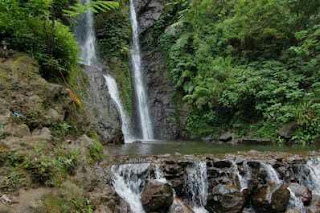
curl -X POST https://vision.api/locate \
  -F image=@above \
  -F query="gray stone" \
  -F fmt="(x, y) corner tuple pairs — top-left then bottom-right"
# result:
(45, 108), (63, 122)
(169, 198), (194, 213)
(289, 183), (312, 205)
(207, 184), (245, 213)
(141, 180), (174, 213)
(83, 66), (124, 144)
(252, 183), (290, 213)
(0, 109), (10, 125)
(307, 194), (320, 213)
(219, 132), (233, 142)
(278, 122), (297, 140)
(4, 124), (31, 138)
(32, 127), (52, 141)
(135, 0), (165, 33)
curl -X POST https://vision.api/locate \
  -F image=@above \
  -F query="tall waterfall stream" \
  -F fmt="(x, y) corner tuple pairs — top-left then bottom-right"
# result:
(104, 75), (134, 142)
(129, 0), (154, 141)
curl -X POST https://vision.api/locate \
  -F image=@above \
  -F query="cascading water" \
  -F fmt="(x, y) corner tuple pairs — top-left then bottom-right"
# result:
(288, 187), (306, 213)
(154, 164), (167, 183)
(104, 75), (134, 143)
(75, 0), (135, 142)
(260, 162), (306, 211)
(185, 162), (208, 213)
(260, 162), (282, 203)
(76, 0), (97, 66)
(260, 162), (281, 184)
(301, 158), (320, 195)
(232, 161), (249, 192)
(111, 163), (150, 213)
(129, 0), (154, 141)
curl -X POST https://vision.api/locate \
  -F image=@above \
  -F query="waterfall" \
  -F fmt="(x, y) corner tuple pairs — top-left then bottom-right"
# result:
(260, 163), (281, 184)
(76, 0), (97, 66)
(129, 0), (154, 141)
(74, 0), (136, 142)
(260, 162), (308, 212)
(104, 75), (134, 143)
(185, 162), (208, 213)
(232, 161), (249, 192)
(154, 164), (167, 183)
(288, 187), (306, 213)
(302, 158), (320, 195)
(111, 163), (150, 213)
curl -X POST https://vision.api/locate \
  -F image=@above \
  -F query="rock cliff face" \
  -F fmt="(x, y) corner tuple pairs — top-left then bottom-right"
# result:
(136, 0), (188, 139)
(84, 66), (124, 144)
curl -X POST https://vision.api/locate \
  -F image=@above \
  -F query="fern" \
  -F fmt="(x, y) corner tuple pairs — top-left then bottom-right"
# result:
(63, 1), (119, 17)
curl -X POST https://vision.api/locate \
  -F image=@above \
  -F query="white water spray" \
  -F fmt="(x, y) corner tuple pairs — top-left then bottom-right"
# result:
(288, 187), (306, 213)
(261, 162), (307, 212)
(185, 162), (208, 213)
(303, 158), (320, 195)
(104, 75), (134, 143)
(111, 163), (150, 213)
(154, 164), (167, 183)
(260, 163), (281, 184)
(129, 0), (154, 140)
(78, 0), (97, 66)
(232, 161), (250, 192)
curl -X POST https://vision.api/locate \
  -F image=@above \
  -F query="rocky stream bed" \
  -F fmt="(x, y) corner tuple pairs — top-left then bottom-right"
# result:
(94, 151), (320, 213)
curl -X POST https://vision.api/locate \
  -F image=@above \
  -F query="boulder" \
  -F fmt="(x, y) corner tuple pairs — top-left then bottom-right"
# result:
(207, 184), (245, 213)
(288, 183), (312, 205)
(202, 136), (214, 143)
(278, 122), (297, 140)
(169, 198), (194, 213)
(0, 109), (10, 125)
(306, 194), (320, 213)
(45, 108), (64, 123)
(32, 127), (52, 141)
(4, 124), (31, 138)
(141, 180), (174, 213)
(219, 132), (232, 142)
(252, 183), (290, 213)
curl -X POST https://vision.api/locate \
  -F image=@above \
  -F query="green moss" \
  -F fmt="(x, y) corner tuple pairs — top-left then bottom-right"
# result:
(67, 66), (89, 101)
(88, 139), (104, 163)
(95, 7), (134, 115)
(0, 168), (30, 192)
(39, 181), (93, 213)
(108, 58), (133, 115)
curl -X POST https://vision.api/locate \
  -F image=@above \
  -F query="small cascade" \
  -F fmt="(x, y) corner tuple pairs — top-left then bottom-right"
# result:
(129, 0), (154, 140)
(260, 162), (282, 203)
(75, 0), (97, 66)
(104, 75), (134, 143)
(260, 162), (307, 212)
(185, 162), (208, 213)
(301, 158), (320, 195)
(288, 187), (306, 213)
(232, 161), (250, 192)
(260, 162), (282, 184)
(154, 164), (167, 183)
(111, 163), (150, 213)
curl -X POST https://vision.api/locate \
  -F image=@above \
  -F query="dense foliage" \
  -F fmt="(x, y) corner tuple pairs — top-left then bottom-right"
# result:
(0, 0), (78, 79)
(158, 0), (320, 143)
(0, 0), (118, 81)
(95, 5), (134, 114)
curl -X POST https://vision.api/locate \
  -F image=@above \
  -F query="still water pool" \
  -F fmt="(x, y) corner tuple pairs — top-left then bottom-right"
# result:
(108, 140), (320, 156)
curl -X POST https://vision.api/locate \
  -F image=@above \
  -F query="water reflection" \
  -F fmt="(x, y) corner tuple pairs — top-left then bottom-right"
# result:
(108, 141), (320, 156)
